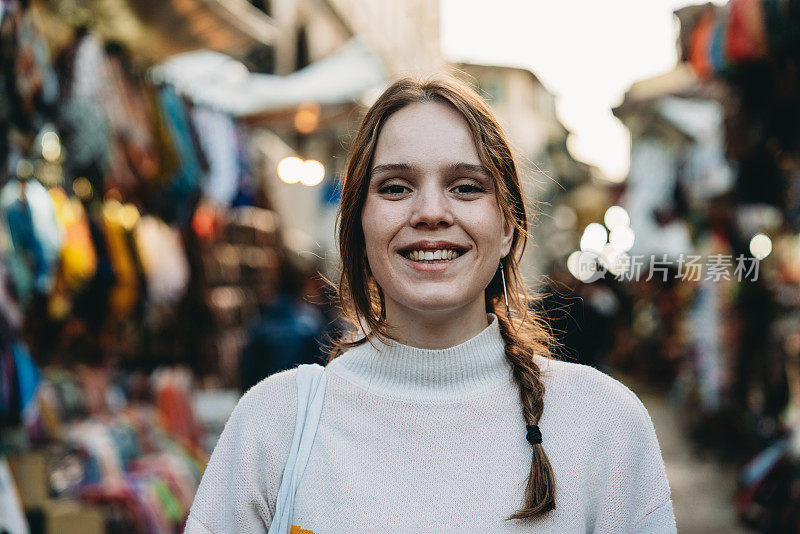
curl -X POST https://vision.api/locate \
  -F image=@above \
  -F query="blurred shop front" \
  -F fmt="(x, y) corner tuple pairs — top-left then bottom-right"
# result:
(0, 0), (444, 532)
(595, 1), (800, 530)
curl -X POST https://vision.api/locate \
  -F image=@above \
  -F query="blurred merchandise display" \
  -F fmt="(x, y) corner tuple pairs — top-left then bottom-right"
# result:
(0, 1), (338, 532)
(601, 1), (800, 530)
(189, 204), (283, 386)
(4, 364), (207, 534)
(676, 0), (800, 218)
(677, 2), (800, 530)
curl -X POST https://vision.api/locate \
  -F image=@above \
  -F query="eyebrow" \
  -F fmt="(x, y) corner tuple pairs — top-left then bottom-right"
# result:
(369, 162), (491, 179)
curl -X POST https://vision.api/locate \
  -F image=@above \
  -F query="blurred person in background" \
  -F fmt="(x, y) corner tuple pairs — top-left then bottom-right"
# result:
(239, 251), (328, 392)
(537, 259), (619, 370)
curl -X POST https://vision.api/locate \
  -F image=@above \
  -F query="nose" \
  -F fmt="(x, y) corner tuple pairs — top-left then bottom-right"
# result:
(408, 181), (454, 229)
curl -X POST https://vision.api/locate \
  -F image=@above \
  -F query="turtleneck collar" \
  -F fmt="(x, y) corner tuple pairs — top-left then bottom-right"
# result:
(327, 313), (512, 402)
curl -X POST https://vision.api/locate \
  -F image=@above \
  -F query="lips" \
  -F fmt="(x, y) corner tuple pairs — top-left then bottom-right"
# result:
(395, 240), (470, 269)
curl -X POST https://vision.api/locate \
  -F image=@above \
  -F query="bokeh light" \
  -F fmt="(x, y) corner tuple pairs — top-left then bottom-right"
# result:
(41, 131), (62, 162)
(299, 160), (325, 186)
(72, 177), (93, 200)
(609, 225), (635, 252)
(294, 102), (321, 134)
(604, 205), (630, 230)
(278, 157), (304, 184)
(580, 222), (608, 254)
(553, 204), (577, 230)
(749, 233), (772, 260)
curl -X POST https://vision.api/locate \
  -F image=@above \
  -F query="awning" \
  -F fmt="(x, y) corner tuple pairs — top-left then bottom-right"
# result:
(33, 0), (279, 62)
(127, 0), (279, 58)
(655, 97), (723, 140)
(156, 37), (389, 117)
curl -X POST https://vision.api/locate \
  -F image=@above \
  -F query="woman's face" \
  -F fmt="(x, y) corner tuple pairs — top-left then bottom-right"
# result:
(361, 101), (513, 320)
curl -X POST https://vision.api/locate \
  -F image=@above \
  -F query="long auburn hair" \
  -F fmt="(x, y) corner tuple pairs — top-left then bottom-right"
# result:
(329, 75), (557, 519)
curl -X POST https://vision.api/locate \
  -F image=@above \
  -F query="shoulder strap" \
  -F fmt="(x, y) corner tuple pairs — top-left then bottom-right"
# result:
(268, 363), (327, 534)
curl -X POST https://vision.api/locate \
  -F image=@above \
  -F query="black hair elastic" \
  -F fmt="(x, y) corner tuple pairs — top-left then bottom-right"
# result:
(526, 424), (542, 445)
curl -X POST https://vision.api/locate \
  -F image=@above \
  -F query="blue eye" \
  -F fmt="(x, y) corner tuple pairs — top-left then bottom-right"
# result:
(379, 184), (409, 195)
(453, 184), (486, 194)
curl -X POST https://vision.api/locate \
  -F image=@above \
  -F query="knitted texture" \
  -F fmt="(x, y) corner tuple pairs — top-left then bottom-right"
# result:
(186, 314), (676, 533)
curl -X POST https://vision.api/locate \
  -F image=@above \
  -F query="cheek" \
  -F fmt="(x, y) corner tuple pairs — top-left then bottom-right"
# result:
(361, 205), (392, 260)
(462, 204), (505, 247)
(360, 200), (378, 250)
(362, 200), (405, 250)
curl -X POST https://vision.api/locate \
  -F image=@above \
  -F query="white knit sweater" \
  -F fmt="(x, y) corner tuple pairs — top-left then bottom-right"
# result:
(185, 314), (676, 533)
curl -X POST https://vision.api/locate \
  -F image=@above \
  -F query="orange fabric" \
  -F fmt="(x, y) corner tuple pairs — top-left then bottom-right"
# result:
(290, 527), (317, 534)
(688, 10), (715, 80)
(48, 188), (96, 290)
(102, 202), (139, 318)
(47, 188), (97, 318)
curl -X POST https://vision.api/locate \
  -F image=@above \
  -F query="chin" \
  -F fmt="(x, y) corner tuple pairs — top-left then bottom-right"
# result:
(401, 293), (478, 315)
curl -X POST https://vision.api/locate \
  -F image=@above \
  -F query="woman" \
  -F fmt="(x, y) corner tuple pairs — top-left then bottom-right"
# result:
(185, 76), (676, 533)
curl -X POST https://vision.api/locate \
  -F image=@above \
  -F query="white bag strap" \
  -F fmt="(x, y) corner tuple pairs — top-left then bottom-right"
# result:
(269, 363), (327, 534)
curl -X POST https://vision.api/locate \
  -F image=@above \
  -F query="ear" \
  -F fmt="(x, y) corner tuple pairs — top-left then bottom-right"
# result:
(500, 213), (514, 258)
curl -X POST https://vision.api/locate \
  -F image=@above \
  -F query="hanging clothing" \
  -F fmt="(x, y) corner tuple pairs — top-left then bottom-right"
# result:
(688, 11), (716, 80)
(709, 13), (727, 75)
(101, 201), (141, 320)
(49, 187), (96, 291)
(0, 178), (63, 299)
(61, 32), (112, 190)
(0, 257), (23, 330)
(156, 85), (203, 224)
(142, 84), (179, 189)
(132, 215), (189, 311)
(14, 4), (58, 116)
(102, 49), (159, 197)
(190, 106), (240, 206)
(12, 340), (38, 422)
(726, 0), (769, 62)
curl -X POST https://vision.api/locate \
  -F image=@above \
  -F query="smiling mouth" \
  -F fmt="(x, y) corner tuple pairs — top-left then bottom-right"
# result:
(399, 249), (465, 263)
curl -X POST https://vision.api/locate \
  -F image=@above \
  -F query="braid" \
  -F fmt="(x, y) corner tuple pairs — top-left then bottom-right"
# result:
(496, 312), (557, 519)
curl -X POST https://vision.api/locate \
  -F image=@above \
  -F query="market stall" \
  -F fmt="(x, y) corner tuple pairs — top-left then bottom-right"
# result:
(663, 1), (800, 528)
(0, 1), (331, 531)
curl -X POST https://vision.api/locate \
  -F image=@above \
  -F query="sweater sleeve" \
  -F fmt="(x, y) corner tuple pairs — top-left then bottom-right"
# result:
(185, 368), (297, 534)
(631, 500), (677, 533)
(184, 515), (214, 534)
(592, 377), (676, 533)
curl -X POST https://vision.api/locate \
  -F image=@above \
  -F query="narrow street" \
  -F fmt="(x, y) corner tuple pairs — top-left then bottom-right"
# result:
(635, 388), (753, 533)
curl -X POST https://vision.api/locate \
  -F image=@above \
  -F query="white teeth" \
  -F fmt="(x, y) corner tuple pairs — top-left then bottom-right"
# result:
(402, 249), (462, 262)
